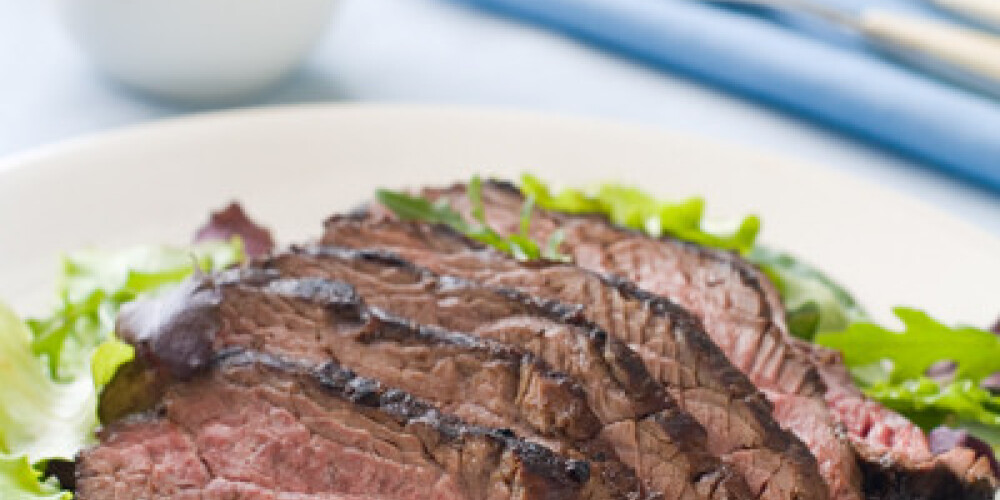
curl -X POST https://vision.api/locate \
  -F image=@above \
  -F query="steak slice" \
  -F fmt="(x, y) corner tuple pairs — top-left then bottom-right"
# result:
(799, 339), (997, 498)
(107, 273), (641, 500)
(320, 217), (827, 500)
(415, 180), (996, 499)
(77, 350), (595, 500)
(261, 248), (751, 500)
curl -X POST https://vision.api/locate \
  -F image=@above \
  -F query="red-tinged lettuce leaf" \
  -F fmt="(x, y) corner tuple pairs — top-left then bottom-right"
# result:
(29, 242), (242, 380)
(928, 426), (999, 476)
(2, 240), (244, 498)
(194, 202), (274, 258)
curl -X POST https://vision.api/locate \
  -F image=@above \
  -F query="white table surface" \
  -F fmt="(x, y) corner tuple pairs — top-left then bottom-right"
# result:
(4, 0), (1000, 236)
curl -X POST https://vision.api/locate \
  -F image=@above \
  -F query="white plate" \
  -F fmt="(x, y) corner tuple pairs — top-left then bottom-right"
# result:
(1, 103), (997, 326)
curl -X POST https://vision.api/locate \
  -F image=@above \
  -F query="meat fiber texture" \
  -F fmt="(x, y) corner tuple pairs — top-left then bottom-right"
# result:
(262, 246), (752, 499)
(398, 180), (994, 500)
(321, 215), (827, 500)
(78, 351), (597, 500)
(94, 272), (644, 500)
(78, 178), (997, 500)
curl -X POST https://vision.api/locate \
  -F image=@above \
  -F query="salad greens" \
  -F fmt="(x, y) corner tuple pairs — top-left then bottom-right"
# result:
(520, 174), (760, 254)
(28, 243), (242, 381)
(0, 240), (243, 498)
(817, 308), (1000, 384)
(381, 174), (1000, 446)
(747, 247), (868, 340)
(0, 456), (68, 500)
(377, 175), (569, 262)
(519, 174), (863, 340)
(3, 174), (998, 498)
(817, 309), (1000, 435)
(0, 302), (95, 464)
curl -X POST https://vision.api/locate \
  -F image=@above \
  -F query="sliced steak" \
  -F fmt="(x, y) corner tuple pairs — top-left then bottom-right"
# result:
(321, 215), (828, 500)
(108, 273), (641, 500)
(261, 248), (750, 500)
(800, 340), (997, 498)
(414, 180), (996, 499)
(78, 350), (595, 500)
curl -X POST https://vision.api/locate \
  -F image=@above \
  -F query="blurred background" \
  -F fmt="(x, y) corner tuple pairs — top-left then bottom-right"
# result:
(2, 0), (999, 235)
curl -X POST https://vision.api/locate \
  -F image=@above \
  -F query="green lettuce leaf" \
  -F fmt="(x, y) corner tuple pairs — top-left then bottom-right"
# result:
(517, 175), (864, 339)
(511, 176), (1000, 440)
(864, 378), (1000, 431)
(1, 240), (243, 498)
(0, 302), (96, 464)
(817, 309), (1000, 435)
(29, 241), (242, 380)
(748, 247), (868, 340)
(90, 339), (135, 390)
(0, 456), (69, 500)
(520, 174), (760, 254)
(816, 308), (1000, 383)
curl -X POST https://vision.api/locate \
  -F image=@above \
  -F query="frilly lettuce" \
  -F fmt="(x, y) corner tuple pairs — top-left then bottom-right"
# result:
(1, 240), (243, 498)
(29, 242), (242, 380)
(520, 174), (760, 254)
(0, 303), (90, 499)
(0, 302), (96, 462)
(0, 456), (68, 500)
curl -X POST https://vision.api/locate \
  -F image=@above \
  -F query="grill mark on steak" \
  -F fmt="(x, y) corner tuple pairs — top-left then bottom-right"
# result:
(111, 271), (643, 499)
(320, 216), (827, 500)
(416, 181), (863, 500)
(260, 247), (751, 500)
(78, 350), (596, 500)
(414, 179), (997, 500)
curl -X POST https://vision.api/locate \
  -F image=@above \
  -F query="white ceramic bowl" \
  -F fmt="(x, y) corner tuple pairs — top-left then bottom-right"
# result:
(56, 0), (338, 103)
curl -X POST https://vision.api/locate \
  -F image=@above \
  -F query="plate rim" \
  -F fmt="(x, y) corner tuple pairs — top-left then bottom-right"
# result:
(3, 102), (998, 323)
(5, 101), (996, 241)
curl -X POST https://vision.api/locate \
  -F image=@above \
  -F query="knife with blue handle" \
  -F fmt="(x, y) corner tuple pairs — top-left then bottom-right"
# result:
(701, 0), (1000, 99)
(927, 0), (1000, 32)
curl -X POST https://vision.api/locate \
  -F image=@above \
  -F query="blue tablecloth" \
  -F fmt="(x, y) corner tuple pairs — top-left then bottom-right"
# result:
(454, 0), (1000, 191)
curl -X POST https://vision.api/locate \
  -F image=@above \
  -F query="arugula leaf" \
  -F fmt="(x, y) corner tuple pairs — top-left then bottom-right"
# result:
(519, 174), (760, 254)
(374, 190), (468, 229)
(508, 175), (1000, 446)
(748, 247), (868, 340)
(816, 309), (1000, 437)
(376, 179), (569, 262)
(816, 308), (1000, 383)
(0, 456), (68, 500)
(864, 378), (1000, 431)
